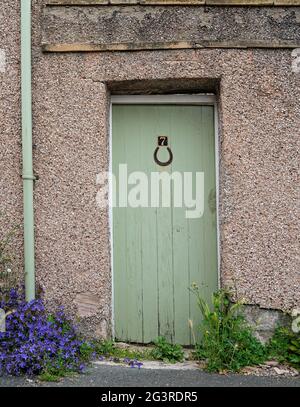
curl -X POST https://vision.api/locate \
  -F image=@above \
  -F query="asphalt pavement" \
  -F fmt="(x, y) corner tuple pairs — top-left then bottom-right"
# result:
(1, 363), (300, 387)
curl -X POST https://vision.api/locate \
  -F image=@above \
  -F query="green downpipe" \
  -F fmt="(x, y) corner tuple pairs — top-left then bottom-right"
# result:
(21, 0), (36, 301)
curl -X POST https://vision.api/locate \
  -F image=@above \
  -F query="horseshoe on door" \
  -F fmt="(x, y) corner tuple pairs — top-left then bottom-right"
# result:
(154, 136), (173, 167)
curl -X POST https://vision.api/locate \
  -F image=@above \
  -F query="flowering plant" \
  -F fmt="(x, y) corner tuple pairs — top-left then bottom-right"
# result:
(0, 288), (91, 378)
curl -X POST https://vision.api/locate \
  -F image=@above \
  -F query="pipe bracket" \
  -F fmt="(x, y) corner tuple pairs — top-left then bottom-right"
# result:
(22, 174), (37, 181)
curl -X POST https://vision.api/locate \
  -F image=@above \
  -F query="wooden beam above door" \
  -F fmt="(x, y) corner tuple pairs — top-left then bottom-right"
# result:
(42, 40), (300, 53)
(45, 0), (300, 6)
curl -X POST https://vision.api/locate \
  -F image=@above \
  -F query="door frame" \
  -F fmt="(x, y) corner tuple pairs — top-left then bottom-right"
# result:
(109, 94), (220, 339)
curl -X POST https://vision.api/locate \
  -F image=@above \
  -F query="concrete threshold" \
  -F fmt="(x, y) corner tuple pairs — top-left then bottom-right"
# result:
(93, 360), (200, 370)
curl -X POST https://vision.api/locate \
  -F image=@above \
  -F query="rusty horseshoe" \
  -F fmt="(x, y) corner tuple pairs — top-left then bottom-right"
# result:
(154, 146), (173, 167)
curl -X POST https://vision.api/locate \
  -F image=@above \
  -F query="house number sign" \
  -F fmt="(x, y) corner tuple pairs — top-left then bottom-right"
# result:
(154, 136), (173, 167)
(158, 136), (168, 147)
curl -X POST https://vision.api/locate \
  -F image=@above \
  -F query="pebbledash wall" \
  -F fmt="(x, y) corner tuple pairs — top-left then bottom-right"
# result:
(0, 0), (299, 340)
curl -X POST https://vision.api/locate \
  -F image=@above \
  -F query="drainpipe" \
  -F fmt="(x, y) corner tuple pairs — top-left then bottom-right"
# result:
(21, 0), (36, 301)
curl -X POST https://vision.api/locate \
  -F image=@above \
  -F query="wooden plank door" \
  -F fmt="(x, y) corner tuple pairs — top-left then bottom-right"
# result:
(112, 104), (218, 345)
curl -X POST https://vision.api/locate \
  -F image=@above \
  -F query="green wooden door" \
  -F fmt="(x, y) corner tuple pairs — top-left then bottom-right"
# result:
(112, 104), (218, 345)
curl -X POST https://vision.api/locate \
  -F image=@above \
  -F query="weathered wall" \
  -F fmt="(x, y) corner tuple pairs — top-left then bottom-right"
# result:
(42, 4), (300, 49)
(31, 3), (112, 338)
(0, 1), (299, 338)
(0, 1), (23, 286)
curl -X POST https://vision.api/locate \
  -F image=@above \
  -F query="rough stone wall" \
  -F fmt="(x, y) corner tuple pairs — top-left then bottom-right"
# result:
(0, 1), (299, 338)
(43, 4), (300, 47)
(31, 2), (112, 338)
(0, 1), (23, 285)
(244, 305), (291, 343)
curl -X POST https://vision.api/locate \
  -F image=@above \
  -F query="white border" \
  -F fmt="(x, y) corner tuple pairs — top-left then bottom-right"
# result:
(109, 94), (221, 339)
(111, 94), (216, 105)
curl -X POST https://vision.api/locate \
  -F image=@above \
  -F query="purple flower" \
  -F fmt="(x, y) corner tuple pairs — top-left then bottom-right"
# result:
(0, 287), (90, 377)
